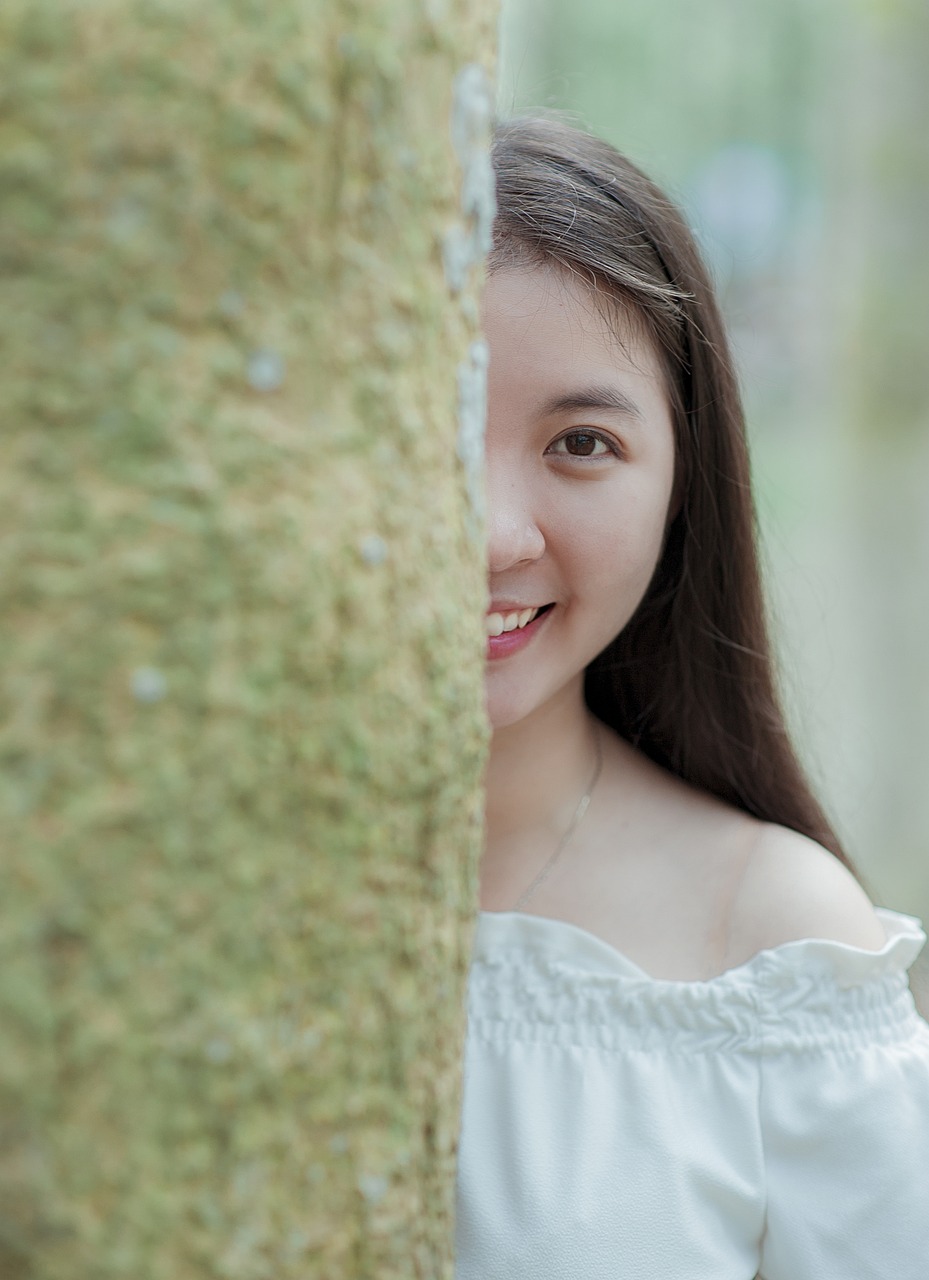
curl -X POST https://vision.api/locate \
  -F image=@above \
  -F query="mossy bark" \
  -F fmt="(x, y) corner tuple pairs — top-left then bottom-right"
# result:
(0, 2), (494, 1276)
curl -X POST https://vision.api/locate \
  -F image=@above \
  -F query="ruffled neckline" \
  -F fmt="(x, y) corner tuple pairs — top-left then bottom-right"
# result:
(474, 907), (926, 990)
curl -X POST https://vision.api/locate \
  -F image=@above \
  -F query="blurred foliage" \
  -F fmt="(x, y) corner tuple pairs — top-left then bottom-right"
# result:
(499, 0), (929, 958)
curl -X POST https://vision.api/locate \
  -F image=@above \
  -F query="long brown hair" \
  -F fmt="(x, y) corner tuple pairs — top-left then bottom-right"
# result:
(490, 115), (850, 868)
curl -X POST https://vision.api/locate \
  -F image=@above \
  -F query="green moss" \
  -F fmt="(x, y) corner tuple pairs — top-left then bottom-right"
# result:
(1, 1), (494, 1276)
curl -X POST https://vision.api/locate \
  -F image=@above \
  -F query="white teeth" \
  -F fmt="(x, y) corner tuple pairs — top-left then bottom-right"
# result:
(485, 606), (543, 637)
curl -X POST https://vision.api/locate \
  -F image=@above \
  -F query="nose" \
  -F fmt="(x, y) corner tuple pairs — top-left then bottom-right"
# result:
(485, 460), (546, 574)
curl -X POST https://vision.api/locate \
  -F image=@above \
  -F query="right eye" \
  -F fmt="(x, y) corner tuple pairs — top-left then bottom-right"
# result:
(547, 430), (620, 460)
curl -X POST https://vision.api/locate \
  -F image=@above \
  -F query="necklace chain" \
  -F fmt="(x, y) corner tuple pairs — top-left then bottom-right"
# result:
(511, 724), (604, 913)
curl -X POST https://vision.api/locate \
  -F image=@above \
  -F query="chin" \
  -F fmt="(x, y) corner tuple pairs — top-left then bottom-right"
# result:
(484, 697), (526, 734)
(484, 668), (582, 734)
(484, 680), (535, 733)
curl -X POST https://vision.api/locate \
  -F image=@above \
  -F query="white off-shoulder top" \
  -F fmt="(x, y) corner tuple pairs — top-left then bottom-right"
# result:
(454, 908), (929, 1280)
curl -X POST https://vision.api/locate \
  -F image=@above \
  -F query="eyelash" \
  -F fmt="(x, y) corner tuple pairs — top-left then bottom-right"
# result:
(546, 430), (622, 461)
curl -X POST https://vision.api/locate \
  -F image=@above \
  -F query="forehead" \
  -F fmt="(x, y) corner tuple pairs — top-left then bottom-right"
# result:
(482, 263), (668, 406)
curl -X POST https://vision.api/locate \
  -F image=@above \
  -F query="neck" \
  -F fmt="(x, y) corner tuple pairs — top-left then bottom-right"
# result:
(482, 680), (599, 896)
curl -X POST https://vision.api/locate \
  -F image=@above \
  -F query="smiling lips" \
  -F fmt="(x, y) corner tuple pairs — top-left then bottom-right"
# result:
(485, 603), (554, 658)
(485, 606), (545, 637)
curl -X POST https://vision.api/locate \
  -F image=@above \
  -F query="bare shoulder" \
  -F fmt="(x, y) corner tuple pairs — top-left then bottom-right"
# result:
(724, 823), (887, 968)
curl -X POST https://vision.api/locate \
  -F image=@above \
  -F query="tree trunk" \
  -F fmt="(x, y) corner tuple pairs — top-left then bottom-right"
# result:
(0, 2), (495, 1276)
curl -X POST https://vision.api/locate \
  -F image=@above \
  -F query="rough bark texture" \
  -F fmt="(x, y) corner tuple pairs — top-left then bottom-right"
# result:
(0, 2), (494, 1276)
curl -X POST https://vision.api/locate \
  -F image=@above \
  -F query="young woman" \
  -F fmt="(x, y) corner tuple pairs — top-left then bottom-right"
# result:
(454, 116), (929, 1279)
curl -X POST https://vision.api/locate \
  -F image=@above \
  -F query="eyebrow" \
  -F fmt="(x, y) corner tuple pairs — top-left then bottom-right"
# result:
(538, 384), (644, 421)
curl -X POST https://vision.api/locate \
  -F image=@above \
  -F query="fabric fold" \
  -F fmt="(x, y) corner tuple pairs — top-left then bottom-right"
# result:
(468, 908), (927, 1053)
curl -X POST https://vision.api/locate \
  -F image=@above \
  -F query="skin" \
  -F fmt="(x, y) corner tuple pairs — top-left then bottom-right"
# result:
(480, 264), (885, 980)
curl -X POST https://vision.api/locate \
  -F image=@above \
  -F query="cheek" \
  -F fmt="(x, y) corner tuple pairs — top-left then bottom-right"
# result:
(559, 485), (672, 648)
(562, 482), (672, 580)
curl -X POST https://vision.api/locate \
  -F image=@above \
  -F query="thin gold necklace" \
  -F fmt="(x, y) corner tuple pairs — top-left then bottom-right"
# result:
(512, 724), (604, 912)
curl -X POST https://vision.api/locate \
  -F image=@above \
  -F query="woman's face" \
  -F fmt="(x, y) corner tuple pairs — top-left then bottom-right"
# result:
(483, 264), (677, 731)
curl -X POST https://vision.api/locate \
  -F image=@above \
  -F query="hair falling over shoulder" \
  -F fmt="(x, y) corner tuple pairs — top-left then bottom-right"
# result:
(490, 115), (851, 870)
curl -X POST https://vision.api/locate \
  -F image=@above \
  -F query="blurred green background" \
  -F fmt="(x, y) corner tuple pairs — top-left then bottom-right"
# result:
(498, 0), (929, 937)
